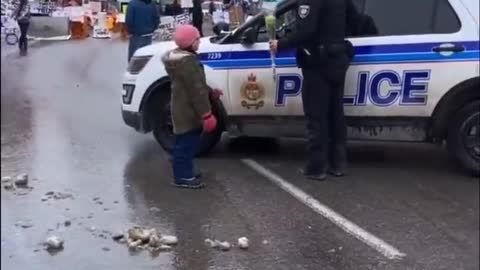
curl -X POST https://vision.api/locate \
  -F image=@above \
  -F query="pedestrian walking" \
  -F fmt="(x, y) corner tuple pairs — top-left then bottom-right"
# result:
(125, 0), (160, 62)
(192, 0), (204, 37)
(11, 0), (30, 56)
(209, 0), (216, 15)
(270, 0), (355, 180)
(161, 24), (223, 189)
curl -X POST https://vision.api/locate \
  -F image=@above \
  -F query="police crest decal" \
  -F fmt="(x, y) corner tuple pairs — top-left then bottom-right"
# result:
(241, 73), (265, 110)
(298, 5), (310, 19)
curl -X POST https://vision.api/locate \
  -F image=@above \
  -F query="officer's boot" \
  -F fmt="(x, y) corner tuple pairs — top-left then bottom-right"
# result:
(298, 141), (328, 181)
(298, 165), (327, 181)
(328, 144), (347, 177)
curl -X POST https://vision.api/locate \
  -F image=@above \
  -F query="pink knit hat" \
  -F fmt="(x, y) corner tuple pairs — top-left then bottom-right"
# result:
(174, 25), (201, 49)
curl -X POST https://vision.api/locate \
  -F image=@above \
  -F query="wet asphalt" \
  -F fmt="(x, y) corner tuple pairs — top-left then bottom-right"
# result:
(1, 37), (479, 270)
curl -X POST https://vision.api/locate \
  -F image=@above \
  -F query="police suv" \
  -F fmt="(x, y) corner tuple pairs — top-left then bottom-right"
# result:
(122, 0), (480, 174)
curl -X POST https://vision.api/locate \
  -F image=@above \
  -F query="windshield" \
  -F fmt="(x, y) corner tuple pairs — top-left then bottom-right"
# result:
(215, 11), (267, 44)
(214, 0), (297, 44)
(232, 11), (267, 35)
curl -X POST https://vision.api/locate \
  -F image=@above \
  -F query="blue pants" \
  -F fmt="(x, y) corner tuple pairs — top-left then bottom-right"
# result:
(172, 128), (201, 181)
(128, 35), (152, 62)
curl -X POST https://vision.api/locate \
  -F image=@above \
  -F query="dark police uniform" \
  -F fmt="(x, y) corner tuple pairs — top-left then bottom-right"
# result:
(277, 0), (352, 179)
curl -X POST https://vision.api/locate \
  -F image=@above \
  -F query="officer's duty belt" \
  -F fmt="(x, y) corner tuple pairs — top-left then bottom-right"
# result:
(317, 43), (349, 55)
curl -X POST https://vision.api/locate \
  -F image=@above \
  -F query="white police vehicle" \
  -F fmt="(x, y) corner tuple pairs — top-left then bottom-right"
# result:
(122, 0), (480, 174)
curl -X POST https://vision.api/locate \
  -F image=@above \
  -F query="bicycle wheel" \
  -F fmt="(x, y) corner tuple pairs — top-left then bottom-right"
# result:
(5, 33), (18, 45)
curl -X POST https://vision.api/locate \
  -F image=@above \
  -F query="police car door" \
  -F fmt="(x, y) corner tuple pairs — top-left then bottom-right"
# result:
(344, 0), (478, 119)
(227, 9), (303, 116)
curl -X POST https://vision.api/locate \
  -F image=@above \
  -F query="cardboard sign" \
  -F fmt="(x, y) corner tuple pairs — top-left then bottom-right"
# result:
(212, 10), (229, 24)
(116, 13), (125, 23)
(90, 1), (101, 13)
(65, 6), (85, 22)
(181, 0), (193, 8)
(174, 12), (191, 25)
(228, 5), (244, 26)
(30, 2), (58, 15)
(51, 10), (69, 17)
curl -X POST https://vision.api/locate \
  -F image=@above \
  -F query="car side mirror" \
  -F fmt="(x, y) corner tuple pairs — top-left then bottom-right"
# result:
(240, 27), (256, 46)
(213, 22), (229, 36)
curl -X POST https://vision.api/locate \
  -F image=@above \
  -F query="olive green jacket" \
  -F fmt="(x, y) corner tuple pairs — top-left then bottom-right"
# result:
(161, 48), (212, 134)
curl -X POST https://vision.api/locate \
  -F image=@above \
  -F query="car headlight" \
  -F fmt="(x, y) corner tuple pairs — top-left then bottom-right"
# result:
(128, 55), (152, 75)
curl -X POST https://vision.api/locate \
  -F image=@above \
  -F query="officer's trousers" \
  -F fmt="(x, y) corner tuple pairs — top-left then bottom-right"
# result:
(301, 60), (348, 173)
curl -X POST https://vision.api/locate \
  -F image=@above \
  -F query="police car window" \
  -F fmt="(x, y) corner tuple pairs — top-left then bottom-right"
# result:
(360, 0), (460, 36)
(432, 0), (461, 33)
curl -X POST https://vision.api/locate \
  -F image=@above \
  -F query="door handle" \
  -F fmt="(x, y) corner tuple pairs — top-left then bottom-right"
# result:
(432, 44), (465, 53)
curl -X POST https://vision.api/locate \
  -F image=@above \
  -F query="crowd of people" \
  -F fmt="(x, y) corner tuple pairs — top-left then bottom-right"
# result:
(126, 0), (204, 61)
(126, 0), (262, 61)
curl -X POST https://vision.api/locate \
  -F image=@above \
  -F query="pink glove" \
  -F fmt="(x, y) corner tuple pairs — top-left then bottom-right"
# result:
(210, 88), (224, 100)
(202, 112), (217, 133)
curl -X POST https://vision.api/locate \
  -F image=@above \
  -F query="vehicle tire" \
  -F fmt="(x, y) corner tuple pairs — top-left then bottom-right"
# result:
(447, 100), (480, 176)
(5, 33), (18, 45)
(151, 88), (223, 156)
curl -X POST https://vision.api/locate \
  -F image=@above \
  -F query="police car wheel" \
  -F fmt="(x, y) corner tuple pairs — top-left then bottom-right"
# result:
(151, 90), (222, 156)
(447, 100), (480, 176)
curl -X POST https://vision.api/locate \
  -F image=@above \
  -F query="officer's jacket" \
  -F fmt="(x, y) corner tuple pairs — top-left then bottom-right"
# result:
(278, 0), (357, 69)
(278, 0), (348, 50)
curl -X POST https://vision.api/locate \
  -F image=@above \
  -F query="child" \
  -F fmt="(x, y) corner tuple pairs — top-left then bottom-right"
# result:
(162, 25), (222, 189)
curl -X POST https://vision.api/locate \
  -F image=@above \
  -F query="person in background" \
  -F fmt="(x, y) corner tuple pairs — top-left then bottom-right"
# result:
(192, 0), (203, 37)
(11, 0), (30, 56)
(164, 0), (183, 16)
(161, 24), (223, 189)
(209, 0), (216, 15)
(247, 0), (261, 16)
(125, 0), (160, 61)
(153, 0), (162, 16)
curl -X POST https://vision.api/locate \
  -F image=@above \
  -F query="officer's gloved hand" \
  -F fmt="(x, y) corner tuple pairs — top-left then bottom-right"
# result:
(202, 112), (217, 133)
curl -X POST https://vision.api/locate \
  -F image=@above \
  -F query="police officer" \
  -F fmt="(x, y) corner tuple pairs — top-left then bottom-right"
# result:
(270, 0), (352, 180)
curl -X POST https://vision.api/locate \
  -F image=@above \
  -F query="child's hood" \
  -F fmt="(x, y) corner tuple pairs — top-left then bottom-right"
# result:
(161, 48), (197, 71)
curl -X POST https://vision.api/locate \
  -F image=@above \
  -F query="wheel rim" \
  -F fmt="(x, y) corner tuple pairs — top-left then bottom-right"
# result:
(461, 112), (480, 161)
(6, 34), (18, 45)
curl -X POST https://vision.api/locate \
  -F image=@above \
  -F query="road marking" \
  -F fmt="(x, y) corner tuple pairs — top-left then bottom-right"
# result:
(242, 158), (406, 260)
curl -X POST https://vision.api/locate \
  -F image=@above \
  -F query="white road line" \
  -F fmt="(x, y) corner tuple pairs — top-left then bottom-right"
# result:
(242, 158), (406, 260)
